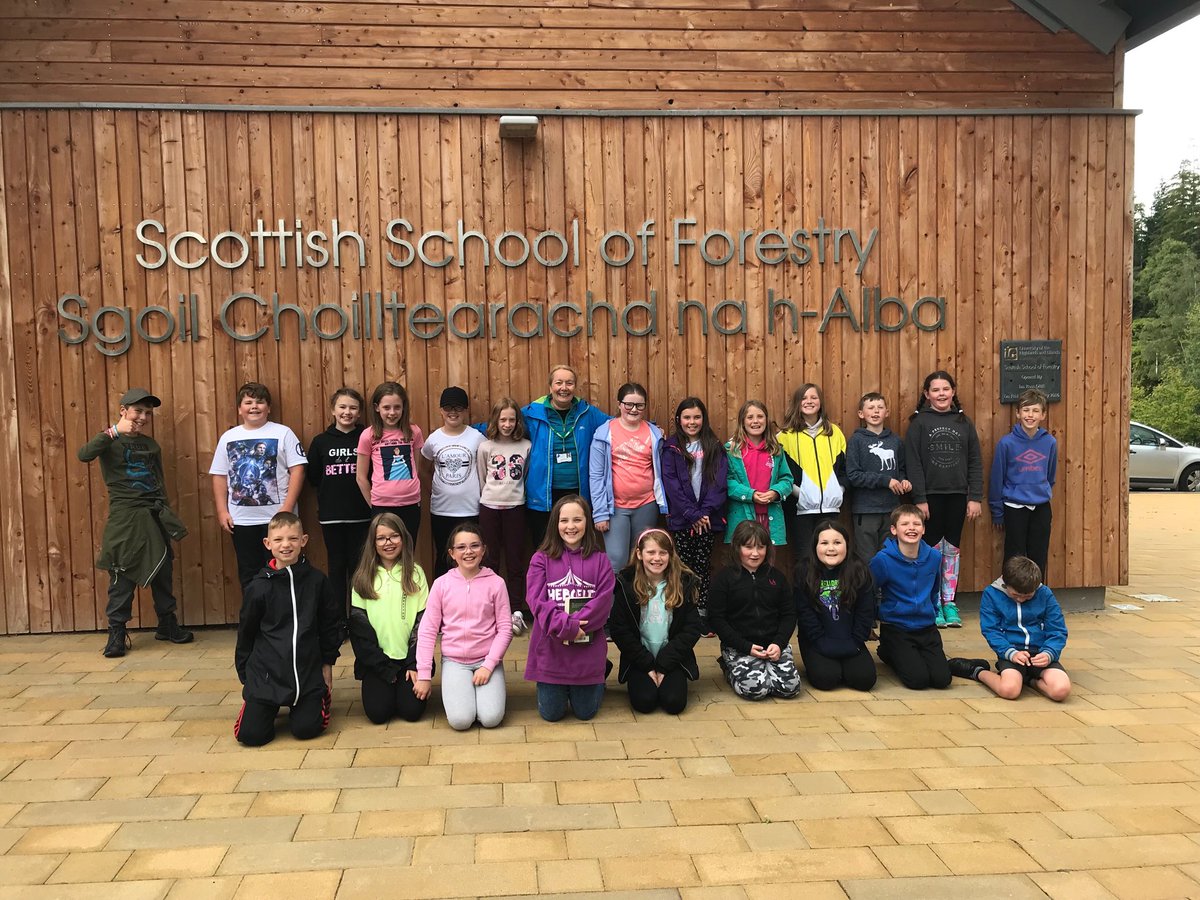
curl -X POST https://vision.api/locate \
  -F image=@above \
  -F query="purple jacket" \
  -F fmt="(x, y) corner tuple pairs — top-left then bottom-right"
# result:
(524, 547), (615, 685)
(660, 436), (728, 533)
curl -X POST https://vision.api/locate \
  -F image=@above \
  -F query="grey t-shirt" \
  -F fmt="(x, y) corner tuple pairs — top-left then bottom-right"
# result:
(422, 427), (485, 516)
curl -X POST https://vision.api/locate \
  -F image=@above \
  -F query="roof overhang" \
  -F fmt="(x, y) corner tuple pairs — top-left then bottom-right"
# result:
(1011, 0), (1200, 52)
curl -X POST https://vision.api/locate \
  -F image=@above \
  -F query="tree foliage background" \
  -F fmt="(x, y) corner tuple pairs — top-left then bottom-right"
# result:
(1131, 162), (1200, 445)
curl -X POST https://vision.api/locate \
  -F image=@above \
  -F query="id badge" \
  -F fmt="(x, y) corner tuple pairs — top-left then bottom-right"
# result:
(556, 451), (573, 464)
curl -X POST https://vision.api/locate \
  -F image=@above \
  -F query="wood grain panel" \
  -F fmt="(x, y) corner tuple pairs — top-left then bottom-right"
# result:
(0, 109), (1134, 632)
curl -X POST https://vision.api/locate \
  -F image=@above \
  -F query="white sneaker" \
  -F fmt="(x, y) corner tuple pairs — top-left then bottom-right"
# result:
(511, 611), (528, 636)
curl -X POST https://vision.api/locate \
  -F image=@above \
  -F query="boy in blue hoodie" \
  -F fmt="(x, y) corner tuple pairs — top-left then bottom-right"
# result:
(949, 556), (1070, 702)
(989, 388), (1057, 580)
(868, 504), (951, 690)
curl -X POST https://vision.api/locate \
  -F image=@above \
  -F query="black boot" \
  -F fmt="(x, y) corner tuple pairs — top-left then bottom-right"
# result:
(103, 624), (130, 658)
(155, 613), (194, 644)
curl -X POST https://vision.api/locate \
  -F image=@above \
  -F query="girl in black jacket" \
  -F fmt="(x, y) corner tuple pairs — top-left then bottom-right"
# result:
(794, 519), (877, 692)
(609, 529), (702, 714)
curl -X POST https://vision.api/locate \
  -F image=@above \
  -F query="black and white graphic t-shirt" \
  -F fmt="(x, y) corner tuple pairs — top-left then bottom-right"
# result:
(422, 428), (485, 516)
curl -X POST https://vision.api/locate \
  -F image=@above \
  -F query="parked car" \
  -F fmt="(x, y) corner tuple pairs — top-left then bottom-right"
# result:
(1129, 421), (1200, 492)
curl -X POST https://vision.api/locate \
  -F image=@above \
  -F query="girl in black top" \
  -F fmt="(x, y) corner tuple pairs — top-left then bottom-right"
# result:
(794, 519), (877, 692)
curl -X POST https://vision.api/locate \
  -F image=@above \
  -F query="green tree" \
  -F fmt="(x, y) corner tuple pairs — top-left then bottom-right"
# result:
(1131, 238), (1200, 390)
(1136, 162), (1200, 268)
(1131, 365), (1200, 446)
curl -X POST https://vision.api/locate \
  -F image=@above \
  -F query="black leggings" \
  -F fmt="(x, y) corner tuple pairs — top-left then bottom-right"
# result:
(1002, 502), (1052, 582)
(799, 644), (877, 692)
(321, 521), (370, 608)
(878, 624), (951, 690)
(922, 494), (967, 547)
(625, 668), (689, 714)
(234, 689), (330, 747)
(360, 669), (427, 724)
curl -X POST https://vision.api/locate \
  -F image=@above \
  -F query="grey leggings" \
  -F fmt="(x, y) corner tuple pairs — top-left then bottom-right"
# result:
(440, 658), (507, 730)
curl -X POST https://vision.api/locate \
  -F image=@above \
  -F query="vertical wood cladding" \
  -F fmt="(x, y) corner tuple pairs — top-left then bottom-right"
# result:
(0, 109), (1131, 633)
(0, 0), (1119, 109)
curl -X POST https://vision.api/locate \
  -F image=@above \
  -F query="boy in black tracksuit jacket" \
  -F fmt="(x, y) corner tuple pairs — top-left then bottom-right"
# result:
(235, 513), (343, 746)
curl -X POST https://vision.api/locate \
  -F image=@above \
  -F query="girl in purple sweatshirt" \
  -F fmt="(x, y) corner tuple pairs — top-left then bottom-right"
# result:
(524, 495), (615, 721)
(414, 523), (513, 730)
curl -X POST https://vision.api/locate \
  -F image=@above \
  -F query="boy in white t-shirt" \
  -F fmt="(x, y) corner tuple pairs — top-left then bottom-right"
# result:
(422, 386), (484, 577)
(209, 383), (308, 593)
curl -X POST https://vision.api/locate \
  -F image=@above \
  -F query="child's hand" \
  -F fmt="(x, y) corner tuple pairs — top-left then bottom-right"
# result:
(595, 520), (610, 533)
(888, 478), (904, 495)
(764, 643), (782, 661)
(966, 501), (982, 520)
(751, 490), (776, 505)
(218, 511), (235, 533)
(472, 666), (493, 686)
(916, 502), (930, 518)
(567, 620), (588, 644)
(1029, 652), (1051, 667)
(993, 520), (1005, 531)
(412, 678), (431, 700)
(696, 516), (711, 533)
(1011, 650), (1032, 665)
(115, 414), (139, 436)
(322, 664), (333, 693)
(899, 480), (912, 493)
(749, 644), (768, 658)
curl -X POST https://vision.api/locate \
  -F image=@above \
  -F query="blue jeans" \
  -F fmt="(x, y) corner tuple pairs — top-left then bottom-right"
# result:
(603, 501), (660, 572)
(536, 682), (605, 721)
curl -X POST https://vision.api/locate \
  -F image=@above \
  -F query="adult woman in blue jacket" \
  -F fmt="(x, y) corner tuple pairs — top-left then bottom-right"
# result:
(521, 364), (610, 547)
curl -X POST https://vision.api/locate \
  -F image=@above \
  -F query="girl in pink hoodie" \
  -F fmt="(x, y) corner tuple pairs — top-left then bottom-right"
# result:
(414, 523), (513, 730)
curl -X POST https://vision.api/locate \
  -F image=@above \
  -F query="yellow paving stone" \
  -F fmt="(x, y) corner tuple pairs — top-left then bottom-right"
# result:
(677, 756), (734, 777)
(680, 888), (750, 900)
(338, 861), (538, 897)
(738, 822), (808, 851)
(355, 808), (445, 837)
(882, 812), (1067, 845)
(636, 773), (795, 801)
(1019, 834), (1200, 870)
(46, 850), (132, 884)
(985, 744), (1076, 765)
(840, 769), (926, 793)
(839, 873), (1047, 899)
(1097, 806), (1200, 835)
(1042, 810), (1123, 838)
(613, 801), (677, 829)
(577, 739), (633, 760)
(1039, 781), (1200, 810)
(912, 764), (1076, 790)
(531, 759), (679, 782)
(300, 748), (357, 768)
(153, 771), (242, 797)
(347, 746), (432, 767)
(566, 824), (744, 859)
(117, 845), (227, 879)
(1091, 864), (1200, 898)
(0, 853), (65, 885)
(188, 792), (256, 819)
(873, 730), (952, 750)
(446, 803), (618, 835)
(503, 782), (560, 806)
(451, 761), (531, 785)
(931, 840), (1042, 875)
(293, 812), (359, 841)
(12, 796), (196, 827)
(871, 843), (952, 877)
(524, 723), (597, 744)
(109, 816), (299, 851)
(1027, 871), (1120, 899)
(1058, 740), (1200, 763)
(428, 741), (574, 765)
(219, 836), (413, 874)
(337, 783), (502, 812)
(91, 774), (162, 800)
(1, 778), (105, 803)
(1104, 760), (1195, 783)
(556, 779), (639, 804)
(600, 855), (700, 890)
(797, 817), (895, 849)
(233, 869), (342, 900)
(725, 719), (785, 738)
(1056, 763), (1128, 785)
(411, 833), (478, 864)
(829, 732), (888, 751)
(247, 789), (339, 816)
(908, 790), (979, 815)
(723, 753), (805, 775)
(143, 749), (307, 775)
(756, 792), (923, 822)
(398, 764), (453, 785)
(476, 830), (568, 862)
(693, 847), (887, 884)
(13, 882), (175, 900)
(536, 858), (605, 893)
(10, 823), (118, 854)
(668, 798), (759, 826)
(238, 767), (396, 792)
(959, 787), (1053, 813)
(743, 882), (848, 900)
(166, 875), (242, 900)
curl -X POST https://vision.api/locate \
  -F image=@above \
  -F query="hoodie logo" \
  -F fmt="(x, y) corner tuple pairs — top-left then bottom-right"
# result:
(546, 569), (596, 610)
(1015, 449), (1046, 465)
(868, 441), (896, 471)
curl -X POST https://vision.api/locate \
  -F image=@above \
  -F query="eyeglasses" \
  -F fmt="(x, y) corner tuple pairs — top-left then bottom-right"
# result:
(620, 401), (646, 411)
(375, 534), (403, 546)
(452, 542), (483, 552)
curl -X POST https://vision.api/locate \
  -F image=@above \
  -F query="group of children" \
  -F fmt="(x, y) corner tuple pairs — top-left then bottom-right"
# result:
(80, 368), (1071, 747)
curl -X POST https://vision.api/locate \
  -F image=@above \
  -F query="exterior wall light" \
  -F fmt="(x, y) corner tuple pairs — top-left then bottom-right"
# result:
(498, 115), (539, 139)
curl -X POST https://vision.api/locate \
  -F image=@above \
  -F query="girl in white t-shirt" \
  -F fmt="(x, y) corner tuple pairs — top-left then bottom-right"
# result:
(356, 382), (424, 543)
(477, 398), (533, 634)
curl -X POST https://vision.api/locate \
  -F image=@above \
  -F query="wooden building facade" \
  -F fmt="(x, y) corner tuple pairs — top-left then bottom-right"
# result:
(0, 0), (1132, 634)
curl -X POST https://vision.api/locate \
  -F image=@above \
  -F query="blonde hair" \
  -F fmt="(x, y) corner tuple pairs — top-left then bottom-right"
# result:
(629, 530), (692, 611)
(727, 400), (781, 456)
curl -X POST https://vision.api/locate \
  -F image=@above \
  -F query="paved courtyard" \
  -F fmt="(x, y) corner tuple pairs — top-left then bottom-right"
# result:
(2, 492), (1199, 899)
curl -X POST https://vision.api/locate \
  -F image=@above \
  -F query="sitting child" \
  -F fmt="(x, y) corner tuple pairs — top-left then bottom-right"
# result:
(949, 556), (1071, 702)
(868, 504), (951, 690)
(708, 520), (801, 700)
(234, 512), (343, 746)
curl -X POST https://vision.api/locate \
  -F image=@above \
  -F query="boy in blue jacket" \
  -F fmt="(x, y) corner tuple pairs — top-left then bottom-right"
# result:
(949, 556), (1071, 701)
(868, 504), (950, 690)
(989, 388), (1057, 580)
